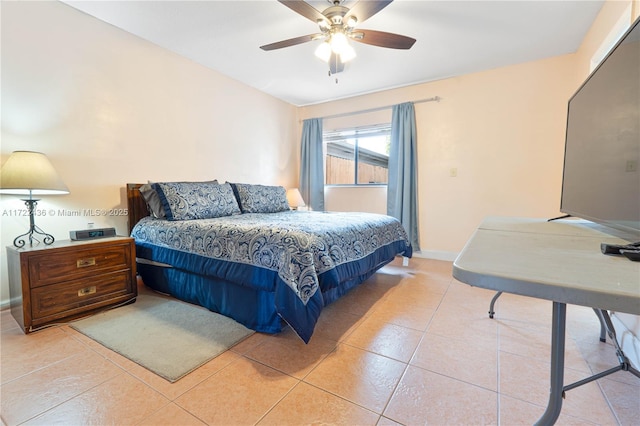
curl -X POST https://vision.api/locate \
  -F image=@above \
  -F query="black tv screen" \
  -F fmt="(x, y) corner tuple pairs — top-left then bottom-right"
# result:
(560, 16), (640, 241)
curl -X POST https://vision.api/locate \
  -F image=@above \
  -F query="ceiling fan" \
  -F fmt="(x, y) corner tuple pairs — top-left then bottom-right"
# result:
(260, 0), (416, 75)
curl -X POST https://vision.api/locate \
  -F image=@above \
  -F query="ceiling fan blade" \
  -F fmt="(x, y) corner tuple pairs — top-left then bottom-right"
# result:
(260, 33), (322, 51)
(329, 52), (345, 75)
(351, 29), (416, 49)
(278, 0), (330, 26)
(344, 0), (393, 24)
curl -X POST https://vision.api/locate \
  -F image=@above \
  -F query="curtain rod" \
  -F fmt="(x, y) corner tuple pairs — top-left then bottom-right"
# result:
(319, 96), (441, 121)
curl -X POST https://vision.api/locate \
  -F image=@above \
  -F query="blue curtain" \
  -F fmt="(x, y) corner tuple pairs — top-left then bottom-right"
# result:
(300, 118), (325, 211)
(387, 102), (420, 252)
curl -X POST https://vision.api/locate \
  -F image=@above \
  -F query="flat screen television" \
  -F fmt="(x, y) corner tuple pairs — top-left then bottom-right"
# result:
(560, 16), (640, 242)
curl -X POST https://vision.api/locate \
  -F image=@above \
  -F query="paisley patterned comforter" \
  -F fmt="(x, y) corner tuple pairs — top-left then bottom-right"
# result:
(131, 210), (412, 341)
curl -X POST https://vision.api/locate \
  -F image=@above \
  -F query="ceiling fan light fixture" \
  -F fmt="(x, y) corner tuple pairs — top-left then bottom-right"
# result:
(340, 44), (356, 62)
(330, 32), (349, 54)
(345, 16), (358, 29)
(315, 41), (332, 62)
(317, 19), (331, 31)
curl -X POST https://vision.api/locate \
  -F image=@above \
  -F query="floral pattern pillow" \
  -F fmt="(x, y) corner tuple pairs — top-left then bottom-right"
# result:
(232, 183), (290, 213)
(154, 181), (240, 220)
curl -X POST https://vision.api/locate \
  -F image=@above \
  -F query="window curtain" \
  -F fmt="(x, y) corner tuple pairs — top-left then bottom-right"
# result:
(300, 118), (325, 211)
(387, 102), (420, 252)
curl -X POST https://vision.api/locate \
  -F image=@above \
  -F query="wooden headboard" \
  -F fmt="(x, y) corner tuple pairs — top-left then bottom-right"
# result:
(126, 183), (150, 235)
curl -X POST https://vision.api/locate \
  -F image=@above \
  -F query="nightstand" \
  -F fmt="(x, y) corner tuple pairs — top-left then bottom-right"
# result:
(6, 236), (137, 333)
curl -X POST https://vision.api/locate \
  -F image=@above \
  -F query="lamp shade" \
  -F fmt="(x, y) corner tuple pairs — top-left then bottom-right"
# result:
(286, 188), (306, 208)
(0, 151), (69, 195)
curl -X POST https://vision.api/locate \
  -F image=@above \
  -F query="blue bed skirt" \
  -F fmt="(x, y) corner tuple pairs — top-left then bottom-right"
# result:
(136, 240), (409, 343)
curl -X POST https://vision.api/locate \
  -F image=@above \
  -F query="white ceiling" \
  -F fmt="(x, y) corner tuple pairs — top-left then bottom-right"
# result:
(62, 0), (604, 106)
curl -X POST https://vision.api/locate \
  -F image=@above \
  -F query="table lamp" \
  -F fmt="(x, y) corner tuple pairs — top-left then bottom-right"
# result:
(286, 188), (306, 210)
(0, 151), (69, 248)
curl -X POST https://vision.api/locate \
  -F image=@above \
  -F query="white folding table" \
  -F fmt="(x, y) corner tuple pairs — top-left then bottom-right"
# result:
(453, 217), (640, 425)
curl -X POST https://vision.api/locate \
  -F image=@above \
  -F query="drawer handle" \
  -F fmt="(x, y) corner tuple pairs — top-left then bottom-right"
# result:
(77, 257), (96, 268)
(78, 286), (97, 296)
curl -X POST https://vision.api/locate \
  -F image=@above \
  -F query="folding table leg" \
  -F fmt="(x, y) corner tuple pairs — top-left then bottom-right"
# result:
(488, 291), (503, 318)
(534, 301), (566, 426)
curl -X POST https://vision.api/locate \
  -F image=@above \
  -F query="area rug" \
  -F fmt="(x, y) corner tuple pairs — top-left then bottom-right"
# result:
(71, 293), (254, 382)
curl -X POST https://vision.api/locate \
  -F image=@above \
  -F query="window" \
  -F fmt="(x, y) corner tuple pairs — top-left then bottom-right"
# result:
(324, 123), (391, 185)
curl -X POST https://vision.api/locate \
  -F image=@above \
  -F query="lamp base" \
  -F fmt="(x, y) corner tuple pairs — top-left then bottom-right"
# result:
(13, 199), (55, 248)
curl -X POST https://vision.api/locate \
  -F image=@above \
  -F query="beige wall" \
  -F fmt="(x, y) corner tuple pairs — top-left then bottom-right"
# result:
(0, 1), (298, 306)
(301, 0), (639, 260)
(301, 54), (576, 259)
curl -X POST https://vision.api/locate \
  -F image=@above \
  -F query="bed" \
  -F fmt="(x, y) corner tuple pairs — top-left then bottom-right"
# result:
(126, 181), (412, 343)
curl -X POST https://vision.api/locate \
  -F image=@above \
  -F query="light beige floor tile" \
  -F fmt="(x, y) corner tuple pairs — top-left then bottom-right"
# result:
(230, 329), (275, 354)
(125, 350), (241, 400)
(1, 350), (125, 425)
(566, 304), (606, 342)
(442, 280), (499, 313)
(499, 394), (599, 425)
(490, 292), (553, 328)
(598, 377), (640, 426)
(369, 299), (436, 332)
(357, 266), (408, 297)
(244, 326), (337, 379)
(498, 322), (592, 373)
(344, 314), (423, 363)
(174, 357), (298, 425)
(138, 402), (207, 425)
(411, 331), (498, 391)
(375, 263), (419, 280)
(384, 364), (498, 425)
(311, 302), (367, 342)
(0, 310), (19, 332)
(1, 326), (89, 384)
(24, 373), (169, 425)
(386, 256), (409, 267)
(426, 308), (498, 344)
(376, 416), (404, 426)
(331, 283), (391, 319)
(258, 382), (380, 425)
(304, 343), (406, 413)
(499, 321), (552, 361)
(499, 351), (618, 424)
(575, 336), (640, 387)
(383, 275), (450, 310)
(410, 258), (453, 277)
(1, 258), (635, 425)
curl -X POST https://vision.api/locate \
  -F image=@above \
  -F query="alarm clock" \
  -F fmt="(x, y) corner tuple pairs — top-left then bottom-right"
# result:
(69, 227), (117, 241)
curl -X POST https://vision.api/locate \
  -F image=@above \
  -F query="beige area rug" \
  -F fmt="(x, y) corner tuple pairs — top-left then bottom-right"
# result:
(71, 293), (254, 382)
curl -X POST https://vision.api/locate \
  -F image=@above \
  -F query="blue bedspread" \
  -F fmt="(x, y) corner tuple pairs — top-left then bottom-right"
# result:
(131, 210), (412, 342)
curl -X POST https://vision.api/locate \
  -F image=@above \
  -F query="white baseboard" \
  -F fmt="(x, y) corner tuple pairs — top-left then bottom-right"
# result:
(411, 250), (459, 262)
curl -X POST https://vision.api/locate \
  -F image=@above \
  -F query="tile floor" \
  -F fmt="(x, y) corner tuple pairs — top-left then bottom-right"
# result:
(1, 257), (638, 425)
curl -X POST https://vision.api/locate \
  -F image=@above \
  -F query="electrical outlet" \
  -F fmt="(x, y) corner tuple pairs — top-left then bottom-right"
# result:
(626, 160), (638, 172)
(450, 167), (458, 177)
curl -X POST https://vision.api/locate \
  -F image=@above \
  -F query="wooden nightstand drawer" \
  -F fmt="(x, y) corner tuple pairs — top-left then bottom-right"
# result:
(28, 243), (131, 288)
(31, 270), (133, 324)
(7, 237), (137, 333)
